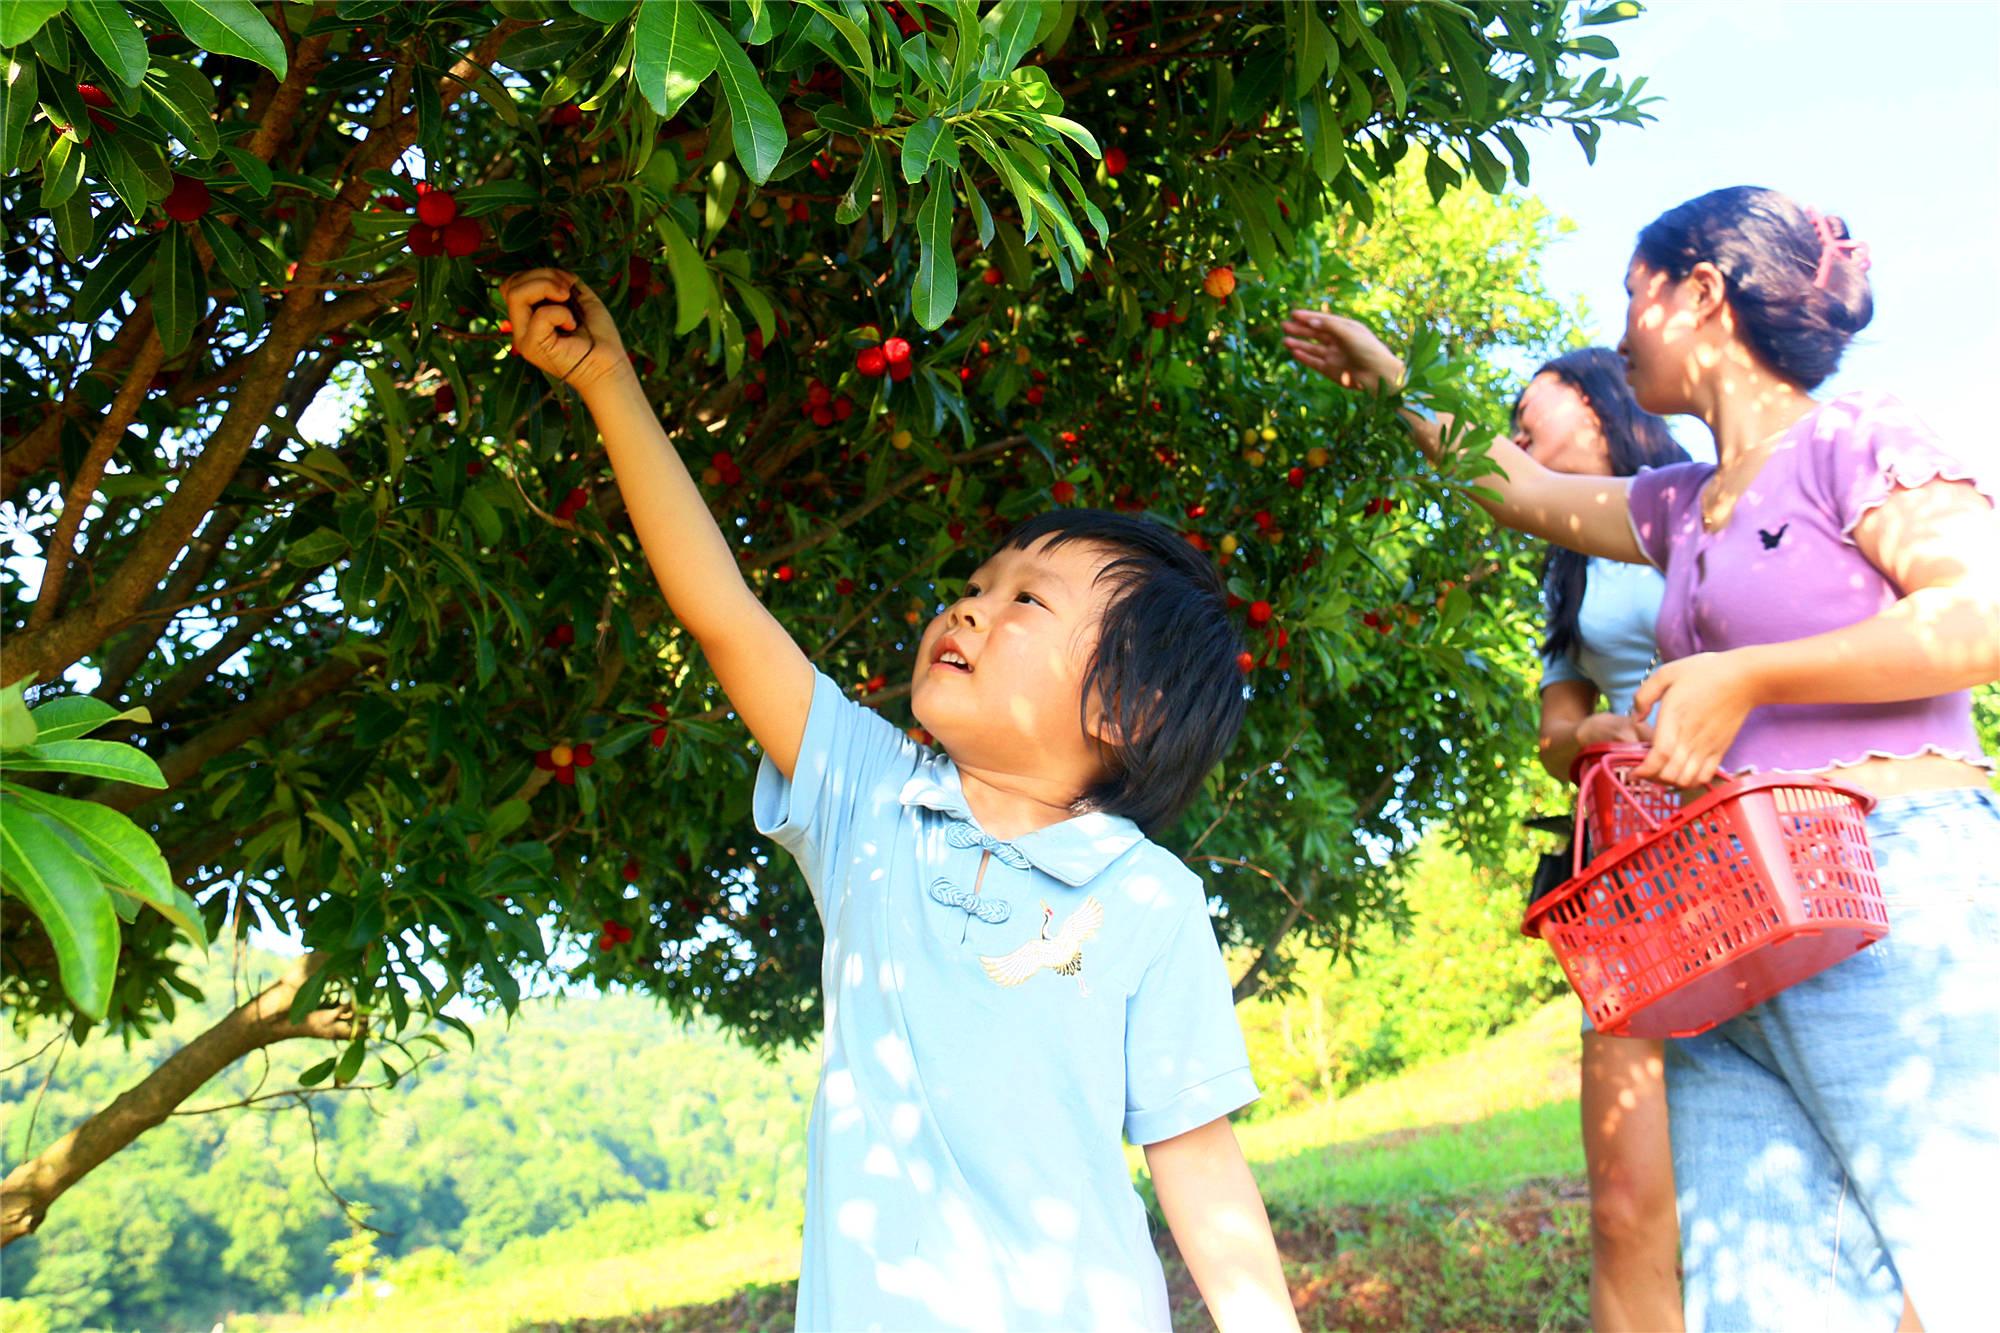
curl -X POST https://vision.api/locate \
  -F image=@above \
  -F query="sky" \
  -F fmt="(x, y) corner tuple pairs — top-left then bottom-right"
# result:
(1514, 0), (2000, 464)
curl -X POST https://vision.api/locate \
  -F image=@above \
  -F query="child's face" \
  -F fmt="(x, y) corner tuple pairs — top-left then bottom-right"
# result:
(910, 536), (1117, 784)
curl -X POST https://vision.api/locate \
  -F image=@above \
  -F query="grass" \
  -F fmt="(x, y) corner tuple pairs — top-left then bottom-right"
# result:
(262, 999), (1591, 1333)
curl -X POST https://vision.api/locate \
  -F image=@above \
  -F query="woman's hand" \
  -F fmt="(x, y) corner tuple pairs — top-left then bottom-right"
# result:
(1281, 309), (1406, 392)
(499, 268), (632, 396)
(1629, 652), (1763, 788)
(1575, 712), (1656, 749)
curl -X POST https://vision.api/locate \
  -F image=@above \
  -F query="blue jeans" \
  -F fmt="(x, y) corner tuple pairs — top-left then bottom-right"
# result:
(1667, 785), (2000, 1332)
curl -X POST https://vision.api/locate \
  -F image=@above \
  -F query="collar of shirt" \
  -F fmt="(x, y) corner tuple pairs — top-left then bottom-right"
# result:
(897, 759), (1146, 888)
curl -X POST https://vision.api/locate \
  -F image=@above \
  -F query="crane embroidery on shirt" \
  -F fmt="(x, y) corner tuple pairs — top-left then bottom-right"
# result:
(980, 898), (1103, 996)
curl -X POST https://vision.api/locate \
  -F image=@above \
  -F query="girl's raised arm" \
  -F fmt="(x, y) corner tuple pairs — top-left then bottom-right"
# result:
(501, 269), (815, 779)
(1283, 309), (1649, 564)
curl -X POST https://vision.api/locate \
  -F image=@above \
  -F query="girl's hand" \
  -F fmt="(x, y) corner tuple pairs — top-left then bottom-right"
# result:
(1281, 309), (1406, 392)
(1629, 652), (1763, 788)
(499, 268), (632, 395)
(1575, 711), (1655, 749)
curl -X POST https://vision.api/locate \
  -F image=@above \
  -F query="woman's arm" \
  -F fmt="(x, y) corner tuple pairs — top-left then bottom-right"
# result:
(1631, 478), (2000, 786)
(1541, 682), (1657, 783)
(1282, 310), (1647, 563)
(1146, 1116), (1299, 1332)
(501, 270), (816, 778)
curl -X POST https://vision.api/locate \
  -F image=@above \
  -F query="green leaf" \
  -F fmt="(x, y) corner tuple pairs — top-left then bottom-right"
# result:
(68, 232), (158, 325)
(159, 0), (288, 79)
(66, 0), (147, 88)
(1581, 0), (1643, 24)
(26, 695), (146, 743)
(1353, 19), (1406, 117)
(220, 144), (271, 196)
(656, 212), (715, 336)
(1036, 113), (1098, 160)
(835, 138), (881, 225)
(3, 738), (167, 787)
(0, 0), (67, 47)
(980, 0), (1042, 75)
(700, 12), (784, 184)
(0, 808), (120, 1020)
(793, 0), (873, 77)
(333, 1034), (366, 1086)
(0, 679), (37, 750)
(911, 168), (958, 331)
(568, 0), (633, 20)
(298, 1056), (336, 1087)
(2, 51), (39, 177)
(633, 0), (721, 118)
(197, 211), (258, 291)
(151, 220), (201, 358)
(900, 114), (957, 184)
(1, 784), (200, 946)
(50, 189), (97, 261)
(500, 18), (596, 68)
(141, 57), (221, 158)
(1295, 7), (1331, 99)
(40, 127), (83, 207)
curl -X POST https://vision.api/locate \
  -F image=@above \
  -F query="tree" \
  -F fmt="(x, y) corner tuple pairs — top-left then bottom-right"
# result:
(0, 0), (1651, 1242)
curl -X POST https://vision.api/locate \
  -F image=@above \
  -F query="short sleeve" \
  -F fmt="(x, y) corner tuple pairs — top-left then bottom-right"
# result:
(1539, 646), (1584, 693)
(1123, 898), (1258, 1145)
(1624, 462), (1709, 571)
(753, 670), (920, 921)
(1813, 394), (1998, 538)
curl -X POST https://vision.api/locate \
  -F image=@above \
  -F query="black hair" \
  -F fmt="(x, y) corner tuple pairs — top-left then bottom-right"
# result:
(1518, 347), (1688, 663)
(1634, 185), (1873, 389)
(997, 508), (1247, 836)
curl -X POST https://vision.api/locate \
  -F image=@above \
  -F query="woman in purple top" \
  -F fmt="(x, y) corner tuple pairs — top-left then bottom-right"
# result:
(1284, 186), (2000, 1332)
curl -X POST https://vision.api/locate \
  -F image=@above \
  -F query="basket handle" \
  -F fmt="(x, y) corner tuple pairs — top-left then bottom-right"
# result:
(1570, 743), (1669, 875)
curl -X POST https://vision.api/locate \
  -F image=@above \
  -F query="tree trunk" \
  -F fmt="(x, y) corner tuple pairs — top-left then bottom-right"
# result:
(0, 952), (356, 1246)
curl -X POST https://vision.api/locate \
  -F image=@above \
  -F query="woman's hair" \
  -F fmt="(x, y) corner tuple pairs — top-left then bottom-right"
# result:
(1634, 185), (1873, 389)
(998, 509), (1247, 835)
(1522, 347), (1688, 663)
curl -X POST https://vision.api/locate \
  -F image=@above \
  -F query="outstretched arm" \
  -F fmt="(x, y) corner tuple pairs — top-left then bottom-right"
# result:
(1282, 309), (1648, 565)
(1146, 1116), (1299, 1332)
(501, 269), (815, 778)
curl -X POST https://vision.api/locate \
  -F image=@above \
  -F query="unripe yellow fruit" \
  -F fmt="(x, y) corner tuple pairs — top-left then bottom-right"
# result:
(1243, 449), (1265, 467)
(1241, 428), (1259, 446)
(891, 429), (913, 450)
(1014, 345), (1032, 365)
(1219, 534), (1239, 555)
(748, 199), (769, 219)
(1260, 426), (1278, 443)
(549, 744), (574, 768)
(1306, 446), (1329, 468)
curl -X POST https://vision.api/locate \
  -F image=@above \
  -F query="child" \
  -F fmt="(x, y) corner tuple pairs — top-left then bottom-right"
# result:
(1284, 187), (2000, 1332)
(500, 269), (1299, 1332)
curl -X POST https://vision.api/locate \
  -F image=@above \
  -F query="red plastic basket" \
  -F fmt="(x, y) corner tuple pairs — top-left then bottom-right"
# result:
(1571, 744), (1684, 863)
(1523, 748), (1888, 1039)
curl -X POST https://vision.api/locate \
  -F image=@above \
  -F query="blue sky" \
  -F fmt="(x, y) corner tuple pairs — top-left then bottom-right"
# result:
(1515, 0), (2000, 464)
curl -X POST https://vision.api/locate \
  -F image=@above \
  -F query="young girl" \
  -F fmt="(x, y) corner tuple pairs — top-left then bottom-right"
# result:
(1517, 348), (1689, 1332)
(500, 269), (1299, 1332)
(1284, 187), (2000, 1331)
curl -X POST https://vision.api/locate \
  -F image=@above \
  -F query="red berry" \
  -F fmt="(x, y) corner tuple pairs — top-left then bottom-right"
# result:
(1236, 650), (1255, 674)
(650, 726), (669, 748)
(442, 217), (482, 257)
(1287, 466), (1305, 488)
(837, 577), (856, 596)
(1026, 386), (1045, 406)
(957, 366), (973, 383)
(1104, 146), (1128, 176)
(776, 564), (795, 582)
(545, 624), (575, 649)
(1248, 600), (1273, 626)
(77, 84), (112, 109)
(742, 381), (766, 403)
(409, 225), (445, 258)
(947, 520), (966, 543)
(621, 858), (640, 882)
(573, 743), (595, 767)
(1051, 480), (1076, 504)
(551, 102), (582, 128)
(810, 404), (835, 428)
(856, 346), (888, 377)
(833, 396), (854, 421)
(807, 380), (832, 407)
(889, 359), (913, 382)
(981, 268), (1002, 287)
(882, 337), (912, 365)
(789, 200), (810, 223)
(163, 175), (211, 223)
(417, 190), (458, 227)
(1185, 532), (1209, 552)
(433, 384), (456, 414)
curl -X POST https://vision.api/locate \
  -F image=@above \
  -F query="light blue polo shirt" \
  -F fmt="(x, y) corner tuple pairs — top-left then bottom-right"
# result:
(755, 671), (1258, 1333)
(1538, 556), (1666, 717)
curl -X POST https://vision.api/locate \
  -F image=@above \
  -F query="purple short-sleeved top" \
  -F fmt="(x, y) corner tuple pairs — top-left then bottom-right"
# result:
(1625, 390), (1996, 776)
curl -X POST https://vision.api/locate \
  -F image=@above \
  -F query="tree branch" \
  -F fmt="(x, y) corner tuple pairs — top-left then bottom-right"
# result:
(0, 952), (356, 1246)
